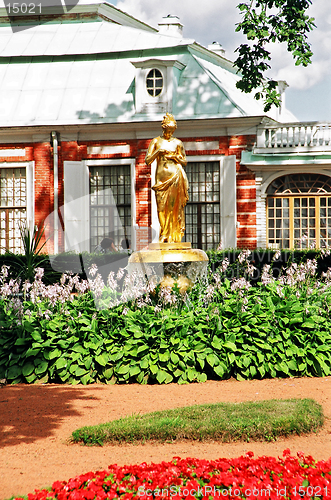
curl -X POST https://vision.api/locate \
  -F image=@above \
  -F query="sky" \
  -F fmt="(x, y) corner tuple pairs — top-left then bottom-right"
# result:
(114, 0), (331, 123)
(113, 0), (331, 122)
(0, 0), (330, 123)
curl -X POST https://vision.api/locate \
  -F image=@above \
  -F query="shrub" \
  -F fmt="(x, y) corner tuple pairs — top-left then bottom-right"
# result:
(1, 249), (331, 385)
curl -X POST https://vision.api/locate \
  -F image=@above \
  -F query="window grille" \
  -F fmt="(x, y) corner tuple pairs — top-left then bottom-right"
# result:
(0, 168), (26, 253)
(89, 165), (131, 250)
(146, 69), (163, 97)
(183, 161), (220, 250)
(267, 174), (331, 249)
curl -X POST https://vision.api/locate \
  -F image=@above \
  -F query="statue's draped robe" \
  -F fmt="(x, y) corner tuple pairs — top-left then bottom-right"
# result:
(152, 161), (189, 243)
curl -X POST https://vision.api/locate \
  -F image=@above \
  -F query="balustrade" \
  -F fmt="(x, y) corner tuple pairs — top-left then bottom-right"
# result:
(256, 123), (331, 150)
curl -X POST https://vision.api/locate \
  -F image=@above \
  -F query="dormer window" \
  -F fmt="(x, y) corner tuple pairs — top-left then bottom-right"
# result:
(146, 69), (163, 97)
(131, 58), (185, 115)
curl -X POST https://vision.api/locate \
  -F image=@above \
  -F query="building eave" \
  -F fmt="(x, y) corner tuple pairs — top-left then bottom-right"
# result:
(0, 115), (270, 144)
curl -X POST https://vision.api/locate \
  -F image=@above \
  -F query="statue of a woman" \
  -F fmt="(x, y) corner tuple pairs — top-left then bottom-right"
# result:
(145, 113), (189, 243)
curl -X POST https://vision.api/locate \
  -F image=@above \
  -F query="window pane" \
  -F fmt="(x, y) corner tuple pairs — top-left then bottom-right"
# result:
(0, 168), (27, 253)
(184, 161), (220, 250)
(89, 165), (131, 250)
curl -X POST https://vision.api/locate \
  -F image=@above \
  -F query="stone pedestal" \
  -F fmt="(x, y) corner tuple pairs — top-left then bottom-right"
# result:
(128, 242), (208, 293)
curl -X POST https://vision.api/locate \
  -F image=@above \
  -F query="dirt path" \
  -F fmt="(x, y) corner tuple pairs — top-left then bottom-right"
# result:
(1, 377), (331, 499)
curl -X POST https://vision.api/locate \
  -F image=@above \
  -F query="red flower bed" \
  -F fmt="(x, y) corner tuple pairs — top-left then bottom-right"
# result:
(18, 450), (331, 500)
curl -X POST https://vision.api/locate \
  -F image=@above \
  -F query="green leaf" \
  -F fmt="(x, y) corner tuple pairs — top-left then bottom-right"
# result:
(102, 368), (113, 380)
(158, 352), (170, 362)
(22, 362), (35, 377)
(137, 344), (149, 355)
(72, 345), (87, 354)
(30, 331), (42, 341)
(149, 363), (158, 375)
(84, 357), (92, 370)
(48, 348), (61, 360)
(69, 363), (78, 375)
(129, 365), (141, 377)
(197, 372), (207, 383)
(214, 364), (225, 378)
(81, 373), (91, 385)
(35, 360), (48, 375)
(206, 353), (219, 367)
(288, 359), (298, 371)
(211, 337), (223, 350)
(289, 315), (303, 325)
(25, 372), (37, 383)
(156, 369), (173, 384)
(14, 338), (29, 346)
(25, 348), (41, 357)
(95, 353), (109, 367)
(55, 358), (67, 370)
(223, 341), (237, 351)
(250, 365), (257, 377)
(140, 356), (149, 369)
(7, 365), (22, 380)
(76, 366), (88, 377)
(301, 321), (315, 329)
(228, 352), (236, 364)
(116, 364), (130, 375)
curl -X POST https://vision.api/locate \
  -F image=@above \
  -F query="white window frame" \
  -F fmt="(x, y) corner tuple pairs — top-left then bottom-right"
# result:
(255, 167), (331, 248)
(131, 58), (185, 115)
(0, 160), (34, 236)
(85, 158), (136, 251)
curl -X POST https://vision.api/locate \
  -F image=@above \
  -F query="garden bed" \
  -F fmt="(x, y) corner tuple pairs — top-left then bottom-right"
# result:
(1, 377), (331, 499)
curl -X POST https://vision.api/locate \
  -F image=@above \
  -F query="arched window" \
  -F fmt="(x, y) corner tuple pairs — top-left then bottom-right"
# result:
(146, 69), (163, 97)
(267, 173), (331, 249)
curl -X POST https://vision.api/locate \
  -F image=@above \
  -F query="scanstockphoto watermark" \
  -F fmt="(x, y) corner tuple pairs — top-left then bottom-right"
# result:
(137, 485), (275, 498)
(4, 0), (79, 32)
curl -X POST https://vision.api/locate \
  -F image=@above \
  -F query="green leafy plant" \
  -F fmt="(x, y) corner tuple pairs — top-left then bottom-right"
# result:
(5, 223), (48, 284)
(1, 248), (331, 385)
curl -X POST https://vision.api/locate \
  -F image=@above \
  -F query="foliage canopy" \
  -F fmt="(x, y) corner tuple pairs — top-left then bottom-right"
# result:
(234, 0), (315, 111)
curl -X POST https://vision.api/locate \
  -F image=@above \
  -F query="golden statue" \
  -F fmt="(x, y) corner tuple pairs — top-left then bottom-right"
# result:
(145, 113), (188, 243)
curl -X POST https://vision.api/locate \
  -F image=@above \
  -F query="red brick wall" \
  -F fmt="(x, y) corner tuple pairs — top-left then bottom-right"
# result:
(0, 132), (258, 252)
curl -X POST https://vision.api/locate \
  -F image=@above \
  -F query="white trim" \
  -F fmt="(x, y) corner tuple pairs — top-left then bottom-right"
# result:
(183, 141), (219, 151)
(0, 149), (25, 157)
(26, 161), (35, 235)
(186, 155), (236, 249)
(87, 145), (131, 155)
(63, 160), (89, 252)
(0, 162), (30, 168)
(151, 159), (160, 242)
(85, 157), (137, 251)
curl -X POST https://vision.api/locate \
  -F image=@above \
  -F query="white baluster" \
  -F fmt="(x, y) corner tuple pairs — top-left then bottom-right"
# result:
(304, 126), (308, 146)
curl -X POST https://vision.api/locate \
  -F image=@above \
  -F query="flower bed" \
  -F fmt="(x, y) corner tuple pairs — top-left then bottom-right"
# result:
(16, 450), (331, 499)
(1, 250), (331, 385)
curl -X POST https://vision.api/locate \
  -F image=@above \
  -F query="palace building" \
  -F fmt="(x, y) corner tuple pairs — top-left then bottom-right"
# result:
(0, 2), (330, 253)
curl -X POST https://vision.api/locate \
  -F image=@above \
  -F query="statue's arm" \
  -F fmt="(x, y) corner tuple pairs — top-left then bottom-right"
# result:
(145, 138), (162, 165)
(176, 141), (187, 167)
(166, 140), (187, 167)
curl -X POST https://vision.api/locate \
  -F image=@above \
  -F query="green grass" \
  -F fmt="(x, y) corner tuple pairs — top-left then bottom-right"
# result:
(71, 398), (324, 446)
